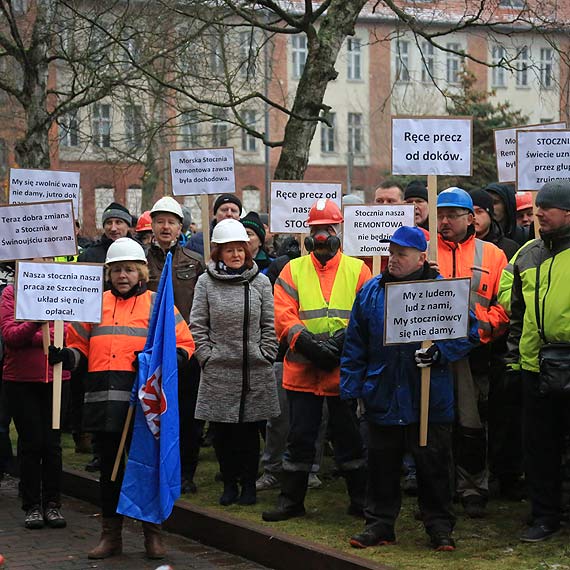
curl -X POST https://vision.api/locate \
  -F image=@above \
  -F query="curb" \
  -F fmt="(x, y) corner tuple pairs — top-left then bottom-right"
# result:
(62, 468), (389, 570)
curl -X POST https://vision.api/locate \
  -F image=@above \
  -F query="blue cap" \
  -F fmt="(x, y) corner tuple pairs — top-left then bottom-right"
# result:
(386, 226), (427, 251)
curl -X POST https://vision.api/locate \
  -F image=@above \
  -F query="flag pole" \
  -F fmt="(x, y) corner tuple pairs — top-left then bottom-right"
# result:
(111, 405), (134, 482)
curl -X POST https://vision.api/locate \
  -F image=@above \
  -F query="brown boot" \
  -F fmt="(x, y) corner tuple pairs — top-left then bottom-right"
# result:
(87, 517), (123, 559)
(142, 522), (166, 559)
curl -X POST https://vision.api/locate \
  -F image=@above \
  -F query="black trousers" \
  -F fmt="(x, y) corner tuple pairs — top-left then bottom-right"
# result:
(522, 370), (570, 528)
(179, 357), (204, 482)
(5, 381), (69, 511)
(365, 422), (455, 535)
(283, 390), (365, 471)
(97, 431), (130, 518)
(213, 422), (259, 484)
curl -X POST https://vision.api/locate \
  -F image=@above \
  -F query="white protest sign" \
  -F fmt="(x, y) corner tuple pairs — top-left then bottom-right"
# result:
(170, 147), (235, 196)
(391, 117), (472, 176)
(15, 261), (103, 322)
(494, 122), (567, 183)
(0, 201), (77, 261)
(9, 168), (81, 212)
(270, 181), (342, 233)
(516, 130), (570, 191)
(384, 278), (470, 345)
(343, 204), (415, 256)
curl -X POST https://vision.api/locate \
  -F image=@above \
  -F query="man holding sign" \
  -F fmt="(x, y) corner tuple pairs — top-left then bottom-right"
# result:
(341, 227), (477, 551)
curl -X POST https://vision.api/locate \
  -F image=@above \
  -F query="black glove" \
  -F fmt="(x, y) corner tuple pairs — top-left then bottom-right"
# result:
(48, 345), (74, 370)
(176, 348), (189, 368)
(132, 351), (141, 372)
(295, 330), (340, 372)
(414, 344), (441, 368)
(321, 329), (345, 358)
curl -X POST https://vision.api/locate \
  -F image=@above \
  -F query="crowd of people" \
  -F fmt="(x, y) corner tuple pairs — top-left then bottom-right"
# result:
(1, 176), (569, 560)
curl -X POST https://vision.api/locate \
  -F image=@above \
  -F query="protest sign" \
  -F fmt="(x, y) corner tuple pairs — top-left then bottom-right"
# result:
(170, 147), (235, 196)
(516, 130), (570, 191)
(343, 204), (415, 256)
(270, 181), (342, 233)
(0, 201), (77, 261)
(391, 116), (472, 176)
(494, 122), (566, 183)
(15, 261), (103, 322)
(384, 278), (470, 345)
(9, 168), (81, 212)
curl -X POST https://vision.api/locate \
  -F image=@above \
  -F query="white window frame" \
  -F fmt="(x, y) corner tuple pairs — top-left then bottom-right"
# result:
(292, 35), (307, 79)
(210, 35), (224, 75)
(242, 187), (261, 213)
(181, 111), (200, 148)
(395, 40), (410, 83)
(320, 113), (336, 154)
(421, 41), (435, 83)
(540, 47), (554, 89)
(212, 111), (228, 147)
(491, 45), (507, 87)
(124, 105), (143, 150)
(348, 112), (363, 155)
(126, 187), (143, 217)
(347, 38), (361, 80)
(239, 30), (257, 79)
(60, 110), (79, 147)
(92, 103), (111, 148)
(241, 110), (257, 152)
(95, 188), (115, 229)
(515, 46), (529, 87)
(446, 43), (463, 85)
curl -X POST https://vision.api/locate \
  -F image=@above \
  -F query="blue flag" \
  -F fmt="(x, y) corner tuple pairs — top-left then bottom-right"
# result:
(117, 252), (180, 523)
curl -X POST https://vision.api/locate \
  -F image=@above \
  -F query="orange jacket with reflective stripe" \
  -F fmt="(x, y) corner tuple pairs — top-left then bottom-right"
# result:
(437, 231), (509, 343)
(274, 251), (371, 396)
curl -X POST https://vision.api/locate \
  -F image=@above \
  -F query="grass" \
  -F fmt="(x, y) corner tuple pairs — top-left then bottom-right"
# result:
(56, 432), (570, 570)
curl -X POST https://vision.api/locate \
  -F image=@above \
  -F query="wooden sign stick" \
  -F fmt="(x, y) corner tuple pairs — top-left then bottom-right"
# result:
(51, 320), (64, 430)
(201, 194), (211, 261)
(111, 405), (134, 482)
(419, 174), (439, 447)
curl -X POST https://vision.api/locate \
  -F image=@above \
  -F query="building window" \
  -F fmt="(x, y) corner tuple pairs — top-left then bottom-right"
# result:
(395, 40), (410, 83)
(242, 186), (260, 212)
(124, 105), (143, 150)
(92, 104), (111, 148)
(241, 110), (257, 152)
(320, 113), (336, 153)
(347, 38), (361, 80)
(210, 35), (224, 75)
(212, 110), (228, 147)
(348, 113), (363, 155)
(181, 111), (200, 148)
(76, 188), (83, 225)
(12, 0), (28, 15)
(446, 43), (463, 85)
(291, 35), (307, 79)
(239, 30), (257, 79)
(0, 138), (7, 179)
(95, 187), (115, 229)
(499, 0), (525, 7)
(60, 110), (79, 147)
(421, 41), (435, 83)
(491, 45), (507, 87)
(122, 33), (140, 69)
(515, 46), (529, 87)
(540, 47), (554, 88)
(126, 187), (142, 217)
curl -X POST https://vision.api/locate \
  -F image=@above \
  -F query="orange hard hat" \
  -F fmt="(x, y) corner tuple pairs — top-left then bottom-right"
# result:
(307, 198), (343, 226)
(515, 192), (533, 211)
(135, 210), (152, 232)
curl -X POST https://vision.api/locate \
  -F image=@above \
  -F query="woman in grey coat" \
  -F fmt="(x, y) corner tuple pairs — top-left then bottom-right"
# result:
(190, 219), (280, 506)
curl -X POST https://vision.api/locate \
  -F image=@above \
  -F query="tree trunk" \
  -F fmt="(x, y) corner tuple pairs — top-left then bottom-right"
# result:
(273, 0), (368, 181)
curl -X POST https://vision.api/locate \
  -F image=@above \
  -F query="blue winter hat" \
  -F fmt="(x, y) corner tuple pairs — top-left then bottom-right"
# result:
(385, 226), (427, 251)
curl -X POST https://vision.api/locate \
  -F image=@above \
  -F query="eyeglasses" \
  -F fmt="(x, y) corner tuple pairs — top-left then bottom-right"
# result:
(436, 212), (470, 222)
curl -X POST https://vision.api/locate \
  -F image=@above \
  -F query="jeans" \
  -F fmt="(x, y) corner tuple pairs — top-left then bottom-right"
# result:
(5, 381), (69, 511)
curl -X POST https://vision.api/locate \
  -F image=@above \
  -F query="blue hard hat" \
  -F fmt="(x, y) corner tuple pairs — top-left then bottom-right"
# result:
(437, 187), (474, 214)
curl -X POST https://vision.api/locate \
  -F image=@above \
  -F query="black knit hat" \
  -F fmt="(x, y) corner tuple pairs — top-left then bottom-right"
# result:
(470, 189), (494, 218)
(102, 202), (132, 226)
(213, 194), (243, 215)
(405, 180), (428, 202)
(536, 181), (570, 211)
(241, 211), (266, 245)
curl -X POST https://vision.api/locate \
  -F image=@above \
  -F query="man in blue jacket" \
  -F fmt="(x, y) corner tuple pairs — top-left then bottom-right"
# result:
(341, 226), (478, 552)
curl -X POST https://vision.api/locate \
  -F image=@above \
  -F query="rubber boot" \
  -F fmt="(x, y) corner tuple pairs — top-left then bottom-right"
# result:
(87, 517), (123, 559)
(142, 522), (166, 559)
(262, 471), (308, 522)
(238, 480), (257, 505)
(344, 468), (367, 518)
(219, 481), (239, 506)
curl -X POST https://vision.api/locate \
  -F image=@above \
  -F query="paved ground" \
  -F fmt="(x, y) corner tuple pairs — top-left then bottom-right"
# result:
(0, 475), (270, 570)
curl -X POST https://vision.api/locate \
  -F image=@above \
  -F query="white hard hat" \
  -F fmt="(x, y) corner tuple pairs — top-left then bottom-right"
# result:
(211, 219), (250, 244)
(150, 197), (183, 221)
(105, 237), (147, 265)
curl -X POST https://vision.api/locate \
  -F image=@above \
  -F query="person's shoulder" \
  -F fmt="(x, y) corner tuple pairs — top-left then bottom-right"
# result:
(180, 245), (204, 265)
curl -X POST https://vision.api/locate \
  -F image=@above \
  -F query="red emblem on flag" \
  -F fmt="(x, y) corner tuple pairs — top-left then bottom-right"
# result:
(139, 366), (167, 439)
